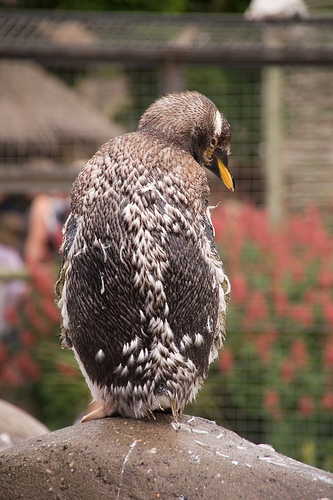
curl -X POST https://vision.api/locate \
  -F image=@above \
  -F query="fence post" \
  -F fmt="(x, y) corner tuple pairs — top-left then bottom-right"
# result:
(263, 65), (285, 226)
(161, 59), (185, 94)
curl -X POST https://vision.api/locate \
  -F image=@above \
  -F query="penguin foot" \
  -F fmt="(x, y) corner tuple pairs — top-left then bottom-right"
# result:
(81, 404), (107, 423)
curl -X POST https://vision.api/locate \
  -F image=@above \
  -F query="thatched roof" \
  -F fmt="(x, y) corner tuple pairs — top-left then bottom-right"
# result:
(0, 59), (123, 162)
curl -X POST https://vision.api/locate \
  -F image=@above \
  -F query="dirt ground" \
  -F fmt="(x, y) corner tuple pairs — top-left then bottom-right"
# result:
(0, 413), (332, 500)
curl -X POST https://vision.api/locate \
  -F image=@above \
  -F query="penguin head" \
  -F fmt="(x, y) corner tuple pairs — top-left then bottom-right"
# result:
(137, 91), (234, 192)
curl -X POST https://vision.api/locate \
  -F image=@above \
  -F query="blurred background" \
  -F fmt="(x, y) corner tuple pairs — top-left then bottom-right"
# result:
(0, 0), (333, 472)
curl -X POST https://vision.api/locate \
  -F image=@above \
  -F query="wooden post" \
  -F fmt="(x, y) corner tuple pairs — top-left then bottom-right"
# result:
(161, 24), (199, 95)
(161, 58), (185, 94)
(262, 65), (285, 226)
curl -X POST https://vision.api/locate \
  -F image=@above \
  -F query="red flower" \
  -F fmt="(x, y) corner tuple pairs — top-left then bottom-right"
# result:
(229, 231), (245, 265)
(243, 291), (268, 329)
(323, 299), (333, 326)
(263, 388), (282, 419)
(290, 339), (308, 368)
(218, 348), (234, 373)
(291, 260), (304, 283)
(3, 304), (18, 326)
(212, 215), (224, 241)
(272, 289), (288, 316)
(248, 207), (268, 246)
(41, 297), (60, 323)
(298, 395), (314, 417)
(290, 213), (310, 245)
(321, 393), (333, 410)
(289, 304), (313, 328)
(318, 268), (333, 289)
(18, 330), (36, 348)
(303, 289), (316, 308)
(0, 342), (8, 364)
(0, 364), (22, 386)
(323, 342), (333, 368)
(55, 360), (79, 379)
(13, 352), (40, 380)
(27, 261), (55, 297)
(303, 205), (329, 256)
(280, 357), (294, 383)
(254, 331), (276, 364)
(231, 272), (247, 304)
(22, 298), (49, 335)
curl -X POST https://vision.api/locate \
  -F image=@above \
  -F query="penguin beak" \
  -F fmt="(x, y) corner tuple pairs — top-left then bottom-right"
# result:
(209, 149), (235, 192)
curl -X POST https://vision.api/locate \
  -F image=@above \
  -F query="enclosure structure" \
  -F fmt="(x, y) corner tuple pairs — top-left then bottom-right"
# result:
(0, 10), (333, 471)
(1, 11), (333, 217)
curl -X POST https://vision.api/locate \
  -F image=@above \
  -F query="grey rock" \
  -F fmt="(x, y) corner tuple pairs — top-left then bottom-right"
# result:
(0, 400), (48, 452)
(0, 414), (332, 500)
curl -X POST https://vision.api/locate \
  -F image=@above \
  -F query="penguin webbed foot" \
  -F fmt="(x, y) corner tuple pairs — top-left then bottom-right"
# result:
(81, 399), (114, 423)
(81, 404), (108, 423)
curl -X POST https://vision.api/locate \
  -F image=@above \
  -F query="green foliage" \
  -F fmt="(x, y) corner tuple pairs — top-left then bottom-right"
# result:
(0, 264), (90, 430)
(187, 0), (249, 13)
(11, 0), (249, 12)
(190, 202), (333, 472)
(26, 336), (90, 430)
(14, 0), (186, 11)
(2, 200), (332, 471)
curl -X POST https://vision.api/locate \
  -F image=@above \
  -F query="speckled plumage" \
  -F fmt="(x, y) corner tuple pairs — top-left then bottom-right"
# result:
(55, 91), (232, 421)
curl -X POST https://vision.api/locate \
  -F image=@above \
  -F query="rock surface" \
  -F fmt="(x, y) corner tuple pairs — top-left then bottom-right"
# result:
(0, 414), (332, 499)
(0, 399), (48, 452)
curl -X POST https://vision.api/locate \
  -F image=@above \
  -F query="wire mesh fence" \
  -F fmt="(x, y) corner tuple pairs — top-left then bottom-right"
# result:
(0, 10), (333, 471)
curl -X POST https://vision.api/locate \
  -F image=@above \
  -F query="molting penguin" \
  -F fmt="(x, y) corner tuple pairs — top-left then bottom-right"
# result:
(55, 91), (234, 422)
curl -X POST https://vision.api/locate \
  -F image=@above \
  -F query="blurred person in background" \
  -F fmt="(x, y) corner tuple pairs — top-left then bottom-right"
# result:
(24, 193), (70, 272)
(0, 194), (30, 338)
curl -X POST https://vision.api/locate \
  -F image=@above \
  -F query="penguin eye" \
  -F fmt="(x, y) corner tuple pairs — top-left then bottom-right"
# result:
(211, 137), (217, 148)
